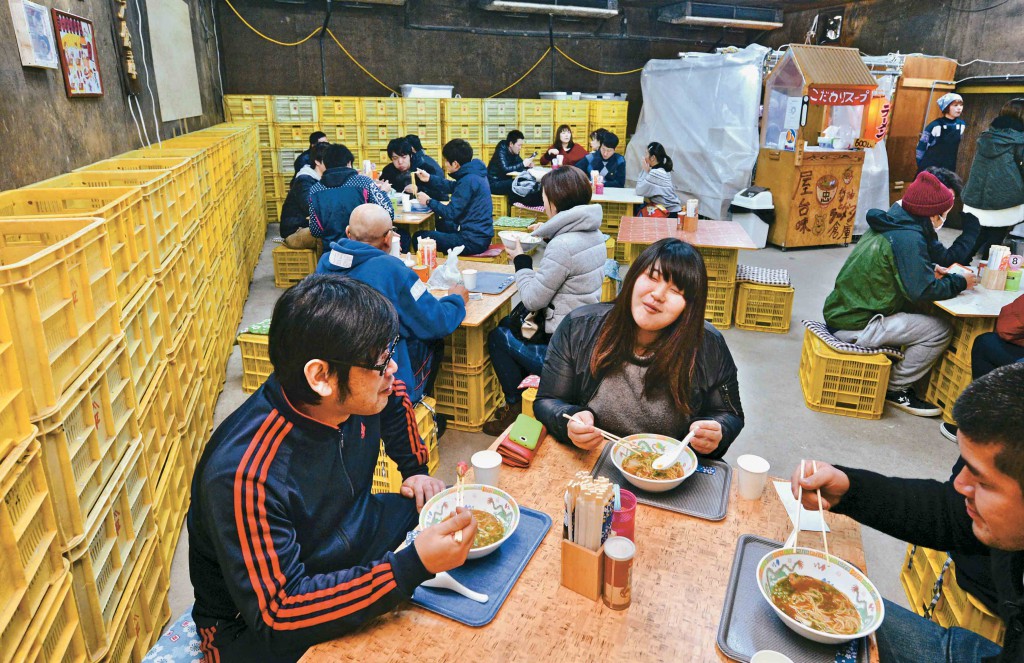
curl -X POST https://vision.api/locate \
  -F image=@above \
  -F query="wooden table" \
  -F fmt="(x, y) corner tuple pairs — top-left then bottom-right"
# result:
(393, 210), (435, 231)
(429, 262), (515, 327)
(304, 435), (875, 662)
(617, 217), (759, 252)
(592, 187), (643, 205)
(933, 285), (1021, 318)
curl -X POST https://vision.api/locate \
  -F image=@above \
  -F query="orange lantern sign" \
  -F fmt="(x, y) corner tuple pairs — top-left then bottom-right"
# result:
(857, 94), (892, 148)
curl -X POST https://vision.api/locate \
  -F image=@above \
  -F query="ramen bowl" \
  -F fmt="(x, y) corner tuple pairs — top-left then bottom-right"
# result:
(610, 434), (698, 493)
(756, 547), (885, 645)
(498, 230), (543, 254)
(419, 484), (520, 559)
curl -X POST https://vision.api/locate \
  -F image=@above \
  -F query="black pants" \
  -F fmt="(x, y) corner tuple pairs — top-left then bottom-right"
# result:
(972, 225), (1012, 259)
(971, 331), (1024, 379)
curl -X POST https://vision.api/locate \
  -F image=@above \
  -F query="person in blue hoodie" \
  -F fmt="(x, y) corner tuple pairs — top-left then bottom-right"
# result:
(317, 203), (469, 403)
(413, 139), (494, 255)
(577, 131), (626, 188)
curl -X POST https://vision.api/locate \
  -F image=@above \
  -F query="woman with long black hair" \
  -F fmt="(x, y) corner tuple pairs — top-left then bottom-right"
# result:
(534, 238), (744, 459)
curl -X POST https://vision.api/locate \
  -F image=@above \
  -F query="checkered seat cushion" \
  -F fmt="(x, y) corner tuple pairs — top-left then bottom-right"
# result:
(736, 264), (791, 286)
(802, 320), (905, 360)
(512, 202), (545, 212)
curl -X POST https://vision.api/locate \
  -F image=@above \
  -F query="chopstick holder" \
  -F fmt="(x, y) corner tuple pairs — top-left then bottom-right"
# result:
(560, 539), (604, 601)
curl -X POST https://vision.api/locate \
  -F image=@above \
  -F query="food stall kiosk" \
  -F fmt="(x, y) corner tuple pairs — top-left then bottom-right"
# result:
(755, 45), (879, 249)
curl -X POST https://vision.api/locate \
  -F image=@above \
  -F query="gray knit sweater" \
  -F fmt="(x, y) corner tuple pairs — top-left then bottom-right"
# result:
(635, 167), (682, 213)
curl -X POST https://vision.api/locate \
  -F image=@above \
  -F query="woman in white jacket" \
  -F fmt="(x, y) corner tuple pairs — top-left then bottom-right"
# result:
(483, 166), (607, 435)
(635, 142), (682, 216)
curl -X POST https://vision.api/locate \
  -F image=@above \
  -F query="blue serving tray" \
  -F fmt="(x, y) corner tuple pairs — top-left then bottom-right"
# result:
(411, 506), (552, 627)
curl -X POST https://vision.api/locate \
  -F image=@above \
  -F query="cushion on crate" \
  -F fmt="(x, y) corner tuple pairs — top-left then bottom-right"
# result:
(143, 609), (204, 662)
(802, 320), (905, 360)
(466, 244), (505, 258)
(512, 202), (545, 213)
(494, 216), (534, 228)
(736, 264), (791, 286)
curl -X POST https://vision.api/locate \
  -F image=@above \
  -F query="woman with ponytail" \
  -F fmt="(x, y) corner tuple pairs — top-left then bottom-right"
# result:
(635, 142), (682, 216)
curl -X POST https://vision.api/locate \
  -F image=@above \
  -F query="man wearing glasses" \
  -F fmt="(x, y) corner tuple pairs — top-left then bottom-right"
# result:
(187, 275), (477, 662)
(317, 203), (469, 405)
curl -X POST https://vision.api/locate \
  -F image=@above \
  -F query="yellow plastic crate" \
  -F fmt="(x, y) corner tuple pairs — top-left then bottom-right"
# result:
(322, 123), (363, 148)
(598, 201), (631, 233)
(518, 99), (554, 124)
(223, 94), (273, 122)
(255, 122), (275, 149)
(25, 170), (183, 273)
(0, 436), (65, 663)
(8, 572), (87, 663)
(605, 237), (616, 260)
(521, 123), (554, 149)
(491, 195), (509, 220)
(734, 283), (794, 334)
(166, 315), (200, 424)
(136, 361), (178, 485)
(589, 100), (629, 126)
(0, 288), (33, 457)
(153, 433), (189, 572)
(194, 282), (217, 364)
(946, 315), (996, 369)
(363, 122), (407, 146)
(434, 361), (504, 431)
(0, 187), (152, 309)
(362, 97), (403, 123)
(443, 301), (511, 369)
(699, 246), (740, 284)
(601, 276), (618, 303)
(35, 338), (139, 550)
(273, 95), (318, 122)
(67, 441), (154, 660)
(522, 387), (537, 418)
(273, 148), (305, 175)
(318, 96), (362, 123)
(925, 351), (974, 426)
(511, 204), (546, 221)
(404, 122), (442, 147)
(483, 124), (516, 146)
(180, 225), (205, 300)
(0, 218), (121, 419)
(371, 397), (439, 494)
(120, 280), (165, 402)
(705, 280), (736, 330)
(103, 536), (170, 663)
(239, 332), (272, 394)
(799, 330), (892, 420)
(120, 146), (213, 213)
(442, 98), (482, 124)
(179, 370), (211, 470)
(275, 123), (319, 149)
(482, 99), (517, 124)
(154, 246), (192, 341)
(461, 247), (510, 265)
(75, 156), (200, 233)
(273, 244), (318, 289)
(554, 100), (590, 123)
(402, 98), (441, 124)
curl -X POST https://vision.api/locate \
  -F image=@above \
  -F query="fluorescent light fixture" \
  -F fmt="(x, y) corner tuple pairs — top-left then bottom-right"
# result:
(479, 1), (620, 19)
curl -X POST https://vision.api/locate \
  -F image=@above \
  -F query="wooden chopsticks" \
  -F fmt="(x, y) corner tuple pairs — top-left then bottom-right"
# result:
(561, 413), (646, 455)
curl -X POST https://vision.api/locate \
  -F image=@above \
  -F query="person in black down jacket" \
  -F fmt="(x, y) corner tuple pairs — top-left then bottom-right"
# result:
(534, 238), (744, 459)
(792, 363), (1024, 663)
(487, 130), (534, 196)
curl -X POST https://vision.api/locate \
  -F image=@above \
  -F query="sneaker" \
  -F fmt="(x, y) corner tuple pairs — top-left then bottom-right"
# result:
(885, 388), (942, 417)
(482, 401), (522, 437)
(939, 422), (958, 442)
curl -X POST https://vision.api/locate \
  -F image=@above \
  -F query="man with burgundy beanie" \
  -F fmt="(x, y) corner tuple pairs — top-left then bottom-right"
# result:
(824, 170), (978, 416)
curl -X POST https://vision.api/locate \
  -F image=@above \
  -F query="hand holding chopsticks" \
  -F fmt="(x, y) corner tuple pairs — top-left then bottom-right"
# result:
(562, 413), (645, 455)
(785, 459), (832, 558)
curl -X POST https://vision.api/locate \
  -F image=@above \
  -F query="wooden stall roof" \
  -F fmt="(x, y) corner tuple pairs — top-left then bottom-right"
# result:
(785, 44), (878, 89)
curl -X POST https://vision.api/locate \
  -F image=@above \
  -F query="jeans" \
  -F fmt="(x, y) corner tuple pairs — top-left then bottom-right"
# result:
(971, 331), (1024, 379)
(413, 229), (489, 256)
(875, 599), (1001, 663)
(833, 312), (952, 389)
(488, 325), (548, 404)
(972, 225), (1013, 259)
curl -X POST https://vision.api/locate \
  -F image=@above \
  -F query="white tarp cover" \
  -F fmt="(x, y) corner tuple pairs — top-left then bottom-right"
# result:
(625, 44), (769, 220)
(853, 74), (896, 236)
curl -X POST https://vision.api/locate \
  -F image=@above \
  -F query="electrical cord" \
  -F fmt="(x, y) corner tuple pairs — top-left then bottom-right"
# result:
(553, 46), (643, 75)
(489, 48), (551, 98)
(948, 0), (1012, 12)
(326, 29), (396, 95)
(131, 0), (161, 145)
(222, 0), (319, 46)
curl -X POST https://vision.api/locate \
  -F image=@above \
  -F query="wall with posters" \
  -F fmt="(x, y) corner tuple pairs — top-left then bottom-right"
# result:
(0, 0), (223, 189)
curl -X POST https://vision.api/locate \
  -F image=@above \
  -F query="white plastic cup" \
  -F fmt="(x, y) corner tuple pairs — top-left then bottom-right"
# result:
(403, 197), (413, 213)
(471, 450), (502, 486)
(751, 652), (794, 663)
(686, 198), (698, 217)
(461, 269), (478, 290)
(736, 454), (770, 500)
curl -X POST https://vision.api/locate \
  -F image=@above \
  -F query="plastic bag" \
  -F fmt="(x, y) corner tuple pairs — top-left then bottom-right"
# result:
(426, 245), (463, 289)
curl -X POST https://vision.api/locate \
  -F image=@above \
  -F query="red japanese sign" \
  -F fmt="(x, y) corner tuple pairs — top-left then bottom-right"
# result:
(807, 86), (872, 106)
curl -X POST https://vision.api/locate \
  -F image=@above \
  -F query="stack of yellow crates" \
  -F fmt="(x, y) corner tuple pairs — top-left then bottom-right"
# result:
(403, 97), (443, 161)
(926, 313), (996, 424)
(589, 99), (628, 141)
(442, 98), (483, 163)
(361, 97), (404, 167)
(482, 98), (520, 165)
(518, 99), (555, 158)
(0, 122), (265, 659)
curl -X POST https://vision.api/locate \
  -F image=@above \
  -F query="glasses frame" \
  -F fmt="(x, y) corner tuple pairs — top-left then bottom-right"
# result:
(323, 334), (400, 376)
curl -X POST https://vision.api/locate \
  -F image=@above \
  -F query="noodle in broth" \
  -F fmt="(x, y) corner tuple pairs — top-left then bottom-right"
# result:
(621, 451), (685, 480)
(770, 573), (861, 635)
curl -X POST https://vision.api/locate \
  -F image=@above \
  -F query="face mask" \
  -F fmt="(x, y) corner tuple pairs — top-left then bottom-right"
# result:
(934, 214), (947, 230)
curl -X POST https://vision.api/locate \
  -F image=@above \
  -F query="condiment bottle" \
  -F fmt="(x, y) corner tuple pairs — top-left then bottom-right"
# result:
(602, 536), (635, 610)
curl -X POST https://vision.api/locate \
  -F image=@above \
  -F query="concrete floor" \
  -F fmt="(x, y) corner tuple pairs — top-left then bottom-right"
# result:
(168, 223), (965, 621)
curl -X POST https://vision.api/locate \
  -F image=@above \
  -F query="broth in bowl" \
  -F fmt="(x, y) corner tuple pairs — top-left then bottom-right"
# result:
(770, 572), (861, 636)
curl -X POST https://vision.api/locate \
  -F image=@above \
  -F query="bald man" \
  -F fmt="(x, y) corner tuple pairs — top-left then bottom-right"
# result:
(316, 204), (469, 404)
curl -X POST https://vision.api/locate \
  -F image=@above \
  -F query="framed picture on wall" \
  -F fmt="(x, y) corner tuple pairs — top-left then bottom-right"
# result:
(8, 0), (59, 69)
(51, 9), (104, 97)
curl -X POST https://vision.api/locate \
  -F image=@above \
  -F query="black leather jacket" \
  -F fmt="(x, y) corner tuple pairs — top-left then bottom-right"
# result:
(487, 140), (525, 185)
(534, 304), (744, 459)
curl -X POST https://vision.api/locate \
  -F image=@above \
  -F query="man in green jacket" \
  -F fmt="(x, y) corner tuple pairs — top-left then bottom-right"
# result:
(824, 170), (978, 416)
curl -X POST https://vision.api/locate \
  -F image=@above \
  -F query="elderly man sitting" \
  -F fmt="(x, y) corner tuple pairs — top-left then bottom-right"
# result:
(316, 204), (469, 404)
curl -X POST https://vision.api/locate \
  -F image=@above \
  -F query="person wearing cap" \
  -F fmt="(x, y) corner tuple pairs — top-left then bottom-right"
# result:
(823, 170), (978, 417)
(916, 93), (966, 173)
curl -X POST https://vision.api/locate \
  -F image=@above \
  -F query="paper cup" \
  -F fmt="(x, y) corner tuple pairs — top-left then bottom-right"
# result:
(462, 269), (478, 290)
(403, 197), (413, 213)
(471, 450), (502, 487)
(412, 264), (429, 282)
(736, 454), (770, 500)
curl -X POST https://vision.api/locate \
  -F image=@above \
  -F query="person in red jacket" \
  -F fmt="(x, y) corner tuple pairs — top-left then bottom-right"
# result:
(540, 125), (588, 167)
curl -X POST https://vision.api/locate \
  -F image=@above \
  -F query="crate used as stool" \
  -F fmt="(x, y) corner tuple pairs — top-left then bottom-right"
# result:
(925, 350), (973, 426)
(238, 332), (272, 394)
(461, 245), (509, 265)
(272, 245), (318, 288)
(735, 283), (794, 333)
(799, 327), (895, 419)
(510, 203), (546, 222)
(371, 397), (439, 494)
(492, 195), (509, 219)
(492, 215), (533, 243)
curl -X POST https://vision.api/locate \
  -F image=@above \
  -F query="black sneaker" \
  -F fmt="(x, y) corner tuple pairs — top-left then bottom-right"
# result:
(940, 422), (958, 442)
(885, 388), (942, 417)
(482, 401), (522, 437)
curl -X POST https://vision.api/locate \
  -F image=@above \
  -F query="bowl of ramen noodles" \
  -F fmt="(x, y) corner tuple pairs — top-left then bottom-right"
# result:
(610, 434), (698, 493)
(419, 484), (520, 559)
(757, 547), (885, 644)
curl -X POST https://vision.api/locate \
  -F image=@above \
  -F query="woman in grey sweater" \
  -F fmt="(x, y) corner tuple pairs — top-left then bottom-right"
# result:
(483, 166), (607, 435)
(635, 142), (682, 215)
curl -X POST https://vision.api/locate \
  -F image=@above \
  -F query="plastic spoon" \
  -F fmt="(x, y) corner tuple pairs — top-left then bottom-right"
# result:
(420, 572), (489, 603)
(651, 430), (696, 471)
